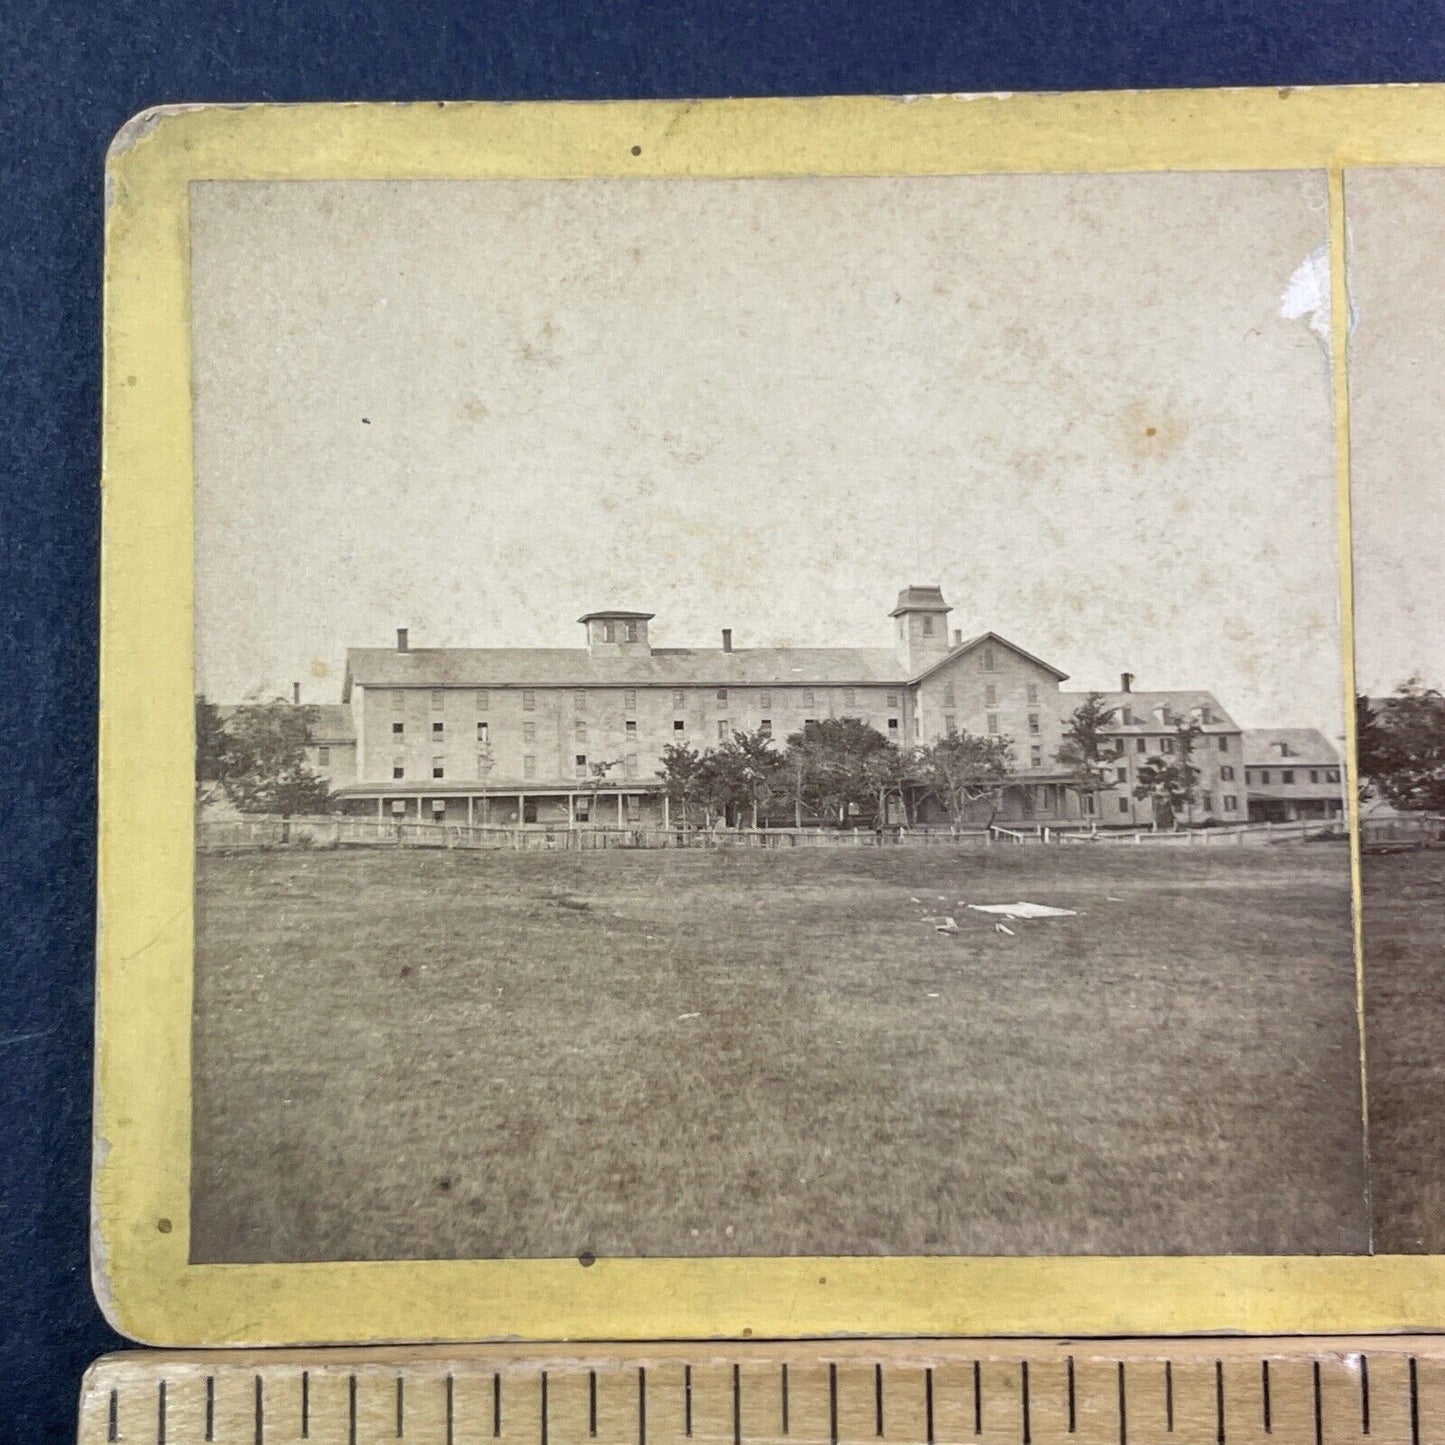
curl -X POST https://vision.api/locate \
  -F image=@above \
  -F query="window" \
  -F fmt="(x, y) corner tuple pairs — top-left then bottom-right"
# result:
(760, 718), (773, 736)
(1136, 738), (1147, 754)
(987, 713), (999, 735)
(888, 718), (899, 732)
(984, 684), (997, 706)
(1027, 684), (1039, 705)
(432, 760), (445, 779)
(1028, 713), (1040, 735)
(943, 684), (956, 707)
(625, 754), (639, 778)
(432, 720), (444, 736)
(431, 690), (444, 710)
(522, 798), (538, 824)
(1083, 794), (1096, 815)
(625, 621), (640, 643)
(913, 717), (920, 738)
(1218, 735), (1229, 752)
(522, 721), (536, 743)
(802, 689), (815, 707)
(575, 797), (591, 822)
(1282, 769), (1295, 784)
(1220, 765), (1234, 781)
(1118, 797), (1130, 815)
(575, 720), (587, 743)
(1309, 769), (1320, 784)
(806, 718), (819, 728)
(318, 747), (330, 765)
(392, 690), (405, 711)
(623, 689), (637, 711)
(886, 691), (899, 708)
(759, 690), (771, 708)
(672, 689), (685, 708)
(391, 800), (407, 816)
(944, 714), (956, 735)
(1030, 745), (1043, 767)
(477, 690), (489, 711)
(1159, 737), (1174, 754)
(625, 794), (642, 821)
(476, 753), (490, 775)
(981, 646), (996, 671)
(392, 721), (404, 735)
(717, 720), (730, 740)
(574, 754), (588, 778)
(392, 764), (405, 780)
(1259, 769), (1271, 784)
(922, 615), (935, 636)
(575, 690), (587, 711)
(477, 721), (489, 743)
(1224, 795), (1238, 811)
(523, 690), (536, 711)
(1200, 792), (1212, 811)
(602, 621), (616, 642)
(716, 688), (728, 704)
(1116, 767), (1127, 783)
(843, 688), (856, 707)
(1327, 769), (1340, 783)
(1121, 706), (1132, 726)
(673, 719), (685, 731)
(625, 720), (638, 739)
(523, 755), (536, 779)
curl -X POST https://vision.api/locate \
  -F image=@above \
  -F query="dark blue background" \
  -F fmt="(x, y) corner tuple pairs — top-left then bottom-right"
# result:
(6, 2), (1445, 1438)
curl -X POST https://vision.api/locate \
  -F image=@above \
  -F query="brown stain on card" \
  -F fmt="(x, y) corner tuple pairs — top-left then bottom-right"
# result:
(1120, 399), (1190, 461)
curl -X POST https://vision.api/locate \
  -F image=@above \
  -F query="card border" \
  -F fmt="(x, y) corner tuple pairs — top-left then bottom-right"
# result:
(96, 86), (1438, 1345)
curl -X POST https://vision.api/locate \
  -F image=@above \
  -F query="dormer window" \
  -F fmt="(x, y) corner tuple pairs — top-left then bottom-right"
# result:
(625, 621), (639, 643)
(602, 621), (616, 642)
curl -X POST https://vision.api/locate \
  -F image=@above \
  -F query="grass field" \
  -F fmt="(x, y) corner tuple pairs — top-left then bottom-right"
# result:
(191, 843), (1368, 1263)
(1363, 848), (1445, 1253)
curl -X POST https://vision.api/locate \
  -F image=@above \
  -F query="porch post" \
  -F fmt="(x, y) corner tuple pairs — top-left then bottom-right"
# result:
(663, 793), (671, 829)
(617, 792), (624, 825)
(467, 796), (474, 827)
(376, 797), (383, 821)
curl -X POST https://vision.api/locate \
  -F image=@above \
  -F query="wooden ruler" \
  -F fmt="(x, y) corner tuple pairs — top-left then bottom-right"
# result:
(79, 1340), (1445, 1445)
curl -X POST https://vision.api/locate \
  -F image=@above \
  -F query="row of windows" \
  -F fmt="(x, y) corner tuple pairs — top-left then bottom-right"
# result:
(1249, 768), (1340, 785)
(1114, 793), (1240, 815)
(393, 686), (903, 713)
(392, 753), (646, 782)
(944, 683), (1041, 707)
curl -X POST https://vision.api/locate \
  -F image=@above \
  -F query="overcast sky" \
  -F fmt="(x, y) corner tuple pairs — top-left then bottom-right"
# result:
(192, 171), (1346, 736)
(1344, 168), (1445, 699)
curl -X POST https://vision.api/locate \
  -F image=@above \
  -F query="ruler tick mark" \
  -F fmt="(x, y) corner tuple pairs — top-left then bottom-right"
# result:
(685, 1364), (693, 1437)
(925, 1368), (935, 1445)
(1361, 1355), (1371, 1436)
(1312, 1362), (1323, 1445)
(347, 1374), (356, 1445)
(1216, 1361), (1226, 1445)
(541, 1370), (550, 1445)
(974, 1361), (983, 1437)
(298, 1373), (306, 1441)
(1164, 1361), (1173, 1435)
(1022, 1361), (1032, 1445)
(397, 1374), (405, 1438)
(447, 1375), (456, 1445)
(256, 1373), (266, 1445)
(108, 1388), (118, 1442)
(1068, 1357), (1077, 1434)
(829, 1363), (839, 1445)
(1263, 1361), (1272, 1433)
(494, 1371), (502, 1438)
(589, 1370), (598, 1438)
(1410, 1358), (1420, 1445)
(638, 1366), (647, 1445)
(875, 1361), (885, 1437)
(734, 1363), (743, 1445)
(208, 1376), (217, 1442)
(1117, 1362), (1126, 1445)
(158, 1379), (167, 1445)
(780, 1363), (789, 1436)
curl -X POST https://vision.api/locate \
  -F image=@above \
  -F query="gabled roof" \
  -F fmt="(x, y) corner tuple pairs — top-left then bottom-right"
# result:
(344, 645), (910, 691)
(1242, 728), (1341, 767)
(1062, 689), (1239, 732)
(577, 610), (655, 623)
(910, 631), (1069, 685)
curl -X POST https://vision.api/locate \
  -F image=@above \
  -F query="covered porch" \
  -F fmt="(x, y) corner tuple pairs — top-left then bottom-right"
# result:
(330, 781), (670, 828)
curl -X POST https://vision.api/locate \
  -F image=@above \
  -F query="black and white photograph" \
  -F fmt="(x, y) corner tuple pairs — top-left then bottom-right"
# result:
(187, 171), (1364, 1264)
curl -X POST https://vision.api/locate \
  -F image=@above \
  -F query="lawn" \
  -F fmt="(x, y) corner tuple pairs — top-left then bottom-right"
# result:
(1363, 848), (1445, 1253)
(190, 842), (1368, 1263)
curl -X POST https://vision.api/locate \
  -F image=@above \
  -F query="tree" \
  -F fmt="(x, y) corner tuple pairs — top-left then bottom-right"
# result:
(657, 742), (710, 826)
(217, 701), (331, 816)
(1131, 719), (1202, 829)
(1056, 692), (1119, 803)
(1359, 680), (1445, 813)
(711, 728), (785, 827)
(783, 718), (893, 826)
(195, 695), (230, 808)
(918, 730), (1014, 830)
(862, 743), (922, 827)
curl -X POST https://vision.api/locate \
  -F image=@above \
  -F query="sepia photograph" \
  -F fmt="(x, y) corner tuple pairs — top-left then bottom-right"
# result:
(1347, 167), (1445, 1255)
(187, 170), (1365, 1265)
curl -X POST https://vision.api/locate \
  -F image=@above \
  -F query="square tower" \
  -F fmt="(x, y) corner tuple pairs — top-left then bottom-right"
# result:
(890, 585), (952, 674)
(579, 609), (654, 655)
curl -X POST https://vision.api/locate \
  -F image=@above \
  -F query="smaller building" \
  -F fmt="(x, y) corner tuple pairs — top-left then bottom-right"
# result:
(299, 703), (357, 788)
(1242, 728), (1345, 822)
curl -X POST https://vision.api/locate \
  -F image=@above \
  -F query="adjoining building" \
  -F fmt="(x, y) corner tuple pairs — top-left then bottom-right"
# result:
(1242, 729), (1346, 822)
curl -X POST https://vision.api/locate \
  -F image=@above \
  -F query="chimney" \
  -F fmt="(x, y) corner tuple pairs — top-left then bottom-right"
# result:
(292, 681), (301, 705)
(721, 629), (733, 653)
(397, 627), (409, 653)
(1120, 672), (1134, 693)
